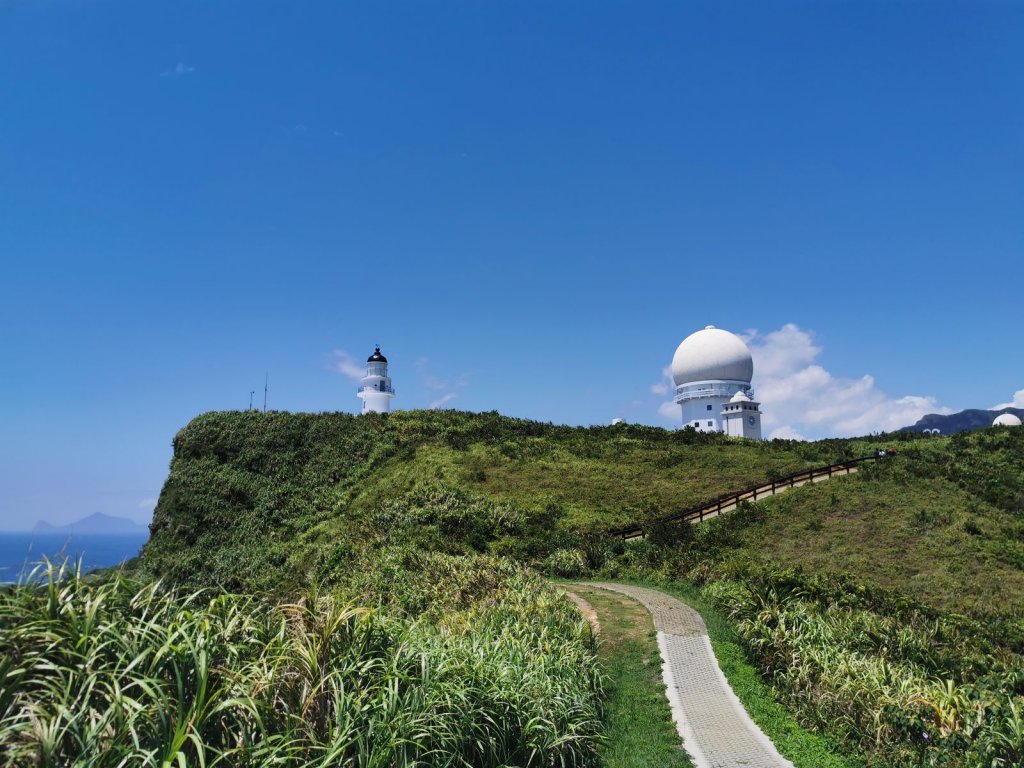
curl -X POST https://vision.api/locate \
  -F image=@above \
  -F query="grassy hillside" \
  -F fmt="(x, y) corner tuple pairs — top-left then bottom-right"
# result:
(137, 408), (1024, 767)
(142, 409), (862, 591)
(588, 431), (1024, 767)
(142, 409), (1023, 608)
(703, 467), (1024, 618)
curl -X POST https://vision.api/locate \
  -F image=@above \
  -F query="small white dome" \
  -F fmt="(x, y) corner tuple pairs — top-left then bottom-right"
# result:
(993, 413), (1022, 427)
(730, 391), (752, 403)
(671, 325), (754, 386)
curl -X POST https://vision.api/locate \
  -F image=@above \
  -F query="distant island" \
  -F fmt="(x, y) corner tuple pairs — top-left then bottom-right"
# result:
(32, 512), (148, 536)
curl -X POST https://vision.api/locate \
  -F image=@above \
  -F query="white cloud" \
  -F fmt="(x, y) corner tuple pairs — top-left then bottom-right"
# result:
(748, 323), (952, 438)
(992, 389), (1024, 410)
(650, 366), (673, 398)
(138, 498), (157, 511)
(162, 63), (196, 77)
(429, 393), (457, 409)
(328, 349), (364, 382)
(657, 400), (678, 420)
(768, 425), (807, 441)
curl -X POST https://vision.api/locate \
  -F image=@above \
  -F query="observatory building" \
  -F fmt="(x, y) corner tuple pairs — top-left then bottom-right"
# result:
(357, 346), (395, 414)
(671, 325), (763, 439)
(993, 413), (1022, 427)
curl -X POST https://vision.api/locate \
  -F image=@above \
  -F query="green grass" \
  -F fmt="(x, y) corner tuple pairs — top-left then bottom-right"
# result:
(561, 583), (693, 768)
(705, 468), (1024, 618)
(649, 580), (865, 768)
(141, 408), (890, 592)
(695, 575), (1024, 767)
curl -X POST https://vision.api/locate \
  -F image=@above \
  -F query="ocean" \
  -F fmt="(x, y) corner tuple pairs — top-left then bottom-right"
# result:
(0, 532), (149, 584)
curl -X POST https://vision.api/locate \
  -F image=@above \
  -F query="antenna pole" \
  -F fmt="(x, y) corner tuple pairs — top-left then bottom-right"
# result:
(249, 390), (255, 410)
(263, 373), (268, 413)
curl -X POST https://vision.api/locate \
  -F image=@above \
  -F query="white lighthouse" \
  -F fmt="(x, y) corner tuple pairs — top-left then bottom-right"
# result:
(671, 325), (763, 439)
(357, 346), (395, 414)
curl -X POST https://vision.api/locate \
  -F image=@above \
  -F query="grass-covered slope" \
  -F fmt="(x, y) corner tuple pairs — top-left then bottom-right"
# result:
(143, 409), (1023, 616)
(589, 429), (1024, 768)
(708, 466), (1024, 618)
(138, 408), (1024, 767)
(142, 409), (850, 591)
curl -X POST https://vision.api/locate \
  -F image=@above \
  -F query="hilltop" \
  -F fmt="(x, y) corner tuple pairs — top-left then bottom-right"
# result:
(141, 409), (1024, 618)
(902, 407), (1024, 434)
(141, 409), (859, 589)
(129, 409), (1024, 767)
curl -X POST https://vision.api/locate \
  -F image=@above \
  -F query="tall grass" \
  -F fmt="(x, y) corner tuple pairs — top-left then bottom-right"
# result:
(703, 576), (1024, 767)
(0, 560), (602, 767)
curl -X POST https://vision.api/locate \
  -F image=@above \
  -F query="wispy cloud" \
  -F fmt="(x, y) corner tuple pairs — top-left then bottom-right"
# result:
(415, 357), (469, 391)
(651, 366), (676, 419)
(416, 357), (469, 410)
(161, 63), (196, 77)
(138, 498), (157, 511)
(657, 400), (678, 420)
(650, 366), (672, 397)
(327, 349), (364, 382)
(429, 393), (458, 409)
(992, 389), (1024, 410)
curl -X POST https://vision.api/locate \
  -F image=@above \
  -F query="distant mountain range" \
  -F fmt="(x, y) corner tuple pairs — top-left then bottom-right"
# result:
(32, 513), (149, 535)
(901, 408), (1024, 435)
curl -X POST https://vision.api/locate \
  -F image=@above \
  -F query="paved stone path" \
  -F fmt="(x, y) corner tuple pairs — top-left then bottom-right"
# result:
(582, 582), (795, 768)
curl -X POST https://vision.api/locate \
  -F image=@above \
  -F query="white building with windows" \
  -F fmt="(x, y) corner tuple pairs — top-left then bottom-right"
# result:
(671, 325), (763, 439)
(357, 346), (395, 414)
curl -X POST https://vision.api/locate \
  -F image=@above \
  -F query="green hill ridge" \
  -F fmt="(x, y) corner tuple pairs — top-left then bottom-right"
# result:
(142, 409), (1024, 621)
(132, 408), (1024, 767)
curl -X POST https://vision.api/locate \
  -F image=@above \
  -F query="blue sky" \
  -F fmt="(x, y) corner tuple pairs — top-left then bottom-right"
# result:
(1, 1), (1021, 528)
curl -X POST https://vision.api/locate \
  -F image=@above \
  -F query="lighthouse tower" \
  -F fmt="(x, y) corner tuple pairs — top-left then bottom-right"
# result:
(671, 325), (763, 439)
(357, 346), (395, 414)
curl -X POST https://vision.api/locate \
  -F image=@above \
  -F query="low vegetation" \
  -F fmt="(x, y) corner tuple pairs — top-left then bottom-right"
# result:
(48, 409), (1024, 766)
(141, 409), (875, 592)
(581, 433), (1024, 767)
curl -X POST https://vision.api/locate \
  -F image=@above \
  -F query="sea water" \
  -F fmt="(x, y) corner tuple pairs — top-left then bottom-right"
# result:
(0, 533), (148, 584)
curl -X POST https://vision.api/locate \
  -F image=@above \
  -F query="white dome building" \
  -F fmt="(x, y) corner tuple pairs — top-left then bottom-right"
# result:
(993, 413), (1022, 427)
(671, 325), (763, 439)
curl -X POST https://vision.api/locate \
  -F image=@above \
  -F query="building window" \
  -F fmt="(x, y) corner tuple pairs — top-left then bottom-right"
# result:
(707, 421), (713, 427)
(706, 404), (713, 411)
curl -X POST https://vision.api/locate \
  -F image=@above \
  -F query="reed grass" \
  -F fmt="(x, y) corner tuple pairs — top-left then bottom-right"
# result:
(0, 560), (602, 767)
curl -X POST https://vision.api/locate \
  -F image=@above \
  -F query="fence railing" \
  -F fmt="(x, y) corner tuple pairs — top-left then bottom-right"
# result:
(607, 454), (885, 540)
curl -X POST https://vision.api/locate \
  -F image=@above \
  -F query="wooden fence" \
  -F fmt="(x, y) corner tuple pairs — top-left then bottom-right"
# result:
(608, 454), (885, 541)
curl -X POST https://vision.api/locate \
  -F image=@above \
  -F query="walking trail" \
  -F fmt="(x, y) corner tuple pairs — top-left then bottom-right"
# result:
(579, 582), (794, 768)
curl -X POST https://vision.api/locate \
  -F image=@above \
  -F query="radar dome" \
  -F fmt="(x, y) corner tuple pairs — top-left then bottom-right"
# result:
(671, 326), (754, 386)
(993, 413), (1022, 427)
